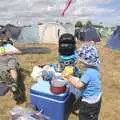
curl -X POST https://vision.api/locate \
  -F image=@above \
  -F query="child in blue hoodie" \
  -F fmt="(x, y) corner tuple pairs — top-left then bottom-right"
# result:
(62, 43), (102, 120)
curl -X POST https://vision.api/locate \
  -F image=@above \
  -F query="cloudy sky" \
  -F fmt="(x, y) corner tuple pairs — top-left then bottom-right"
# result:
(0, 0), (119, 26)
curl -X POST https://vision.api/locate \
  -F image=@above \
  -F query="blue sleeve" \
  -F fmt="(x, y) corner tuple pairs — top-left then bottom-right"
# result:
(80, 72), (90, 84)
(74, 66), (81, 78)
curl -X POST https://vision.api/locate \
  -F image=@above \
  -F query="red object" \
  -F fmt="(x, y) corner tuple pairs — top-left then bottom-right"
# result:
(50, 85), (66, 94)
(60, 0), (72, 16)
(50, 80), (67, 94)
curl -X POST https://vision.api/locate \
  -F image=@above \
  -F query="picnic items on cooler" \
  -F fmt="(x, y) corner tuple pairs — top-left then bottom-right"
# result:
(31, 64), (55, 81)
(31, 64), (67, 94)
(31, 63), (82, 83)
(31, 65), (43, 81)
(31, 64), (62, 82)
(42, 70), (55, 82)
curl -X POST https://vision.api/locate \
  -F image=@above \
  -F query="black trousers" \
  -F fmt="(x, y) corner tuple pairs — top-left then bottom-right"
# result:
(79, 98), (102, 120)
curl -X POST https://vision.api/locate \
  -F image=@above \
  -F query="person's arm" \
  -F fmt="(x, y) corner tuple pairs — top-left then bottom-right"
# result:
(62, 71), (90, 89)
(9, 69), (18, 81)
(8, 55), (18, 81)
(67, 75), (85, 89)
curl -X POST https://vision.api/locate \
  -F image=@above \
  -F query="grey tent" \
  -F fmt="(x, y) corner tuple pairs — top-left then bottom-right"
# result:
(17, 25), (40, 43)
(107, 26), (120, 49)
(0, 24), (22, 40)
(79, 25), (101, 42)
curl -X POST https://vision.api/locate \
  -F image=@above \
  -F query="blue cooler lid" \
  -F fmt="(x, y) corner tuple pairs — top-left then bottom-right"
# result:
(30, 80), (69, 101)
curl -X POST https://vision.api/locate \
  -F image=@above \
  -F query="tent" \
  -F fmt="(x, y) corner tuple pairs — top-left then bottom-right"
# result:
(39, 23), (66, 44)
(0, 24), (22, 40)
(106, 26), (120, 49)
(63, 23), (75, 35)
(97, 27), (113, 39)
(0, 23), (67, 44)
(79, 25), (101, 42)
(17, 23), (66, 44)
(17, 25), (40, 43)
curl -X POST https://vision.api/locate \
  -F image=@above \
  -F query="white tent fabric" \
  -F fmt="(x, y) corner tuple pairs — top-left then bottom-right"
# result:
(40, 23), (66, 44)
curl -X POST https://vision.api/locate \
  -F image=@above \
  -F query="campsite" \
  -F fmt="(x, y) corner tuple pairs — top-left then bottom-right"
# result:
(0, 35), (120, 120)
(0, 0), (120, 120)
(0, 22), (120, 120)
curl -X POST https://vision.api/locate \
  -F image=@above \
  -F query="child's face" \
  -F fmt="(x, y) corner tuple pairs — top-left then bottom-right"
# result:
(80, 62), (86, 71)
(76, 60), (86, 71)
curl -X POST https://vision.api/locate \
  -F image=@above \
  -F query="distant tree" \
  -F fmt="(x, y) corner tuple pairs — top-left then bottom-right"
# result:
(75, 21), (83, 28)
(86, 20), (92, 27)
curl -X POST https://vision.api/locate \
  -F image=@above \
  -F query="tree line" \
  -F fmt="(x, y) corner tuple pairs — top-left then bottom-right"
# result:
(75, 20), (104, 28)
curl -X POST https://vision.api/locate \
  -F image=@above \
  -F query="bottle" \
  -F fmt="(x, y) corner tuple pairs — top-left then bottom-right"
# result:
(56, 63), (61, 72)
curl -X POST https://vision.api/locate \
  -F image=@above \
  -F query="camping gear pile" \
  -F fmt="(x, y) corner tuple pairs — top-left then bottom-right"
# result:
(31, 64), (68, 94)
(31, 65), (58, 82)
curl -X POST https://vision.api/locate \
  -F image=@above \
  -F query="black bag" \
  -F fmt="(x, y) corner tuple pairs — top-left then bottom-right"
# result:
(59, 33), (76, 56)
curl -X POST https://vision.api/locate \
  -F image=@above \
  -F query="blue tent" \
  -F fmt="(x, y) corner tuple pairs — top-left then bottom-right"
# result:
(17, 25), (40, 43)
(79, 26), (101, 42)
(107, 26), (120, 49)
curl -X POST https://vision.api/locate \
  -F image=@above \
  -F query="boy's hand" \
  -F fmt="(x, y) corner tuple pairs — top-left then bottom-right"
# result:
(61, 66), (74, 80)
(61, 72), (71, 80)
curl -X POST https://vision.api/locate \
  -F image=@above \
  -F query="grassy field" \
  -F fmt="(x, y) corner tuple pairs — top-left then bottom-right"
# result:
(0, 41), (120, 120)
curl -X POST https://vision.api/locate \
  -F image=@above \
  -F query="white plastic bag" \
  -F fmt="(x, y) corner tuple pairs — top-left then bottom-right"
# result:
(31, 65), (43, 81)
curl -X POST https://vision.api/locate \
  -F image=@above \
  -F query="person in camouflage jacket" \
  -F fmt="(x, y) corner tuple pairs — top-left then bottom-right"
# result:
(0, 38), (25, 104)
